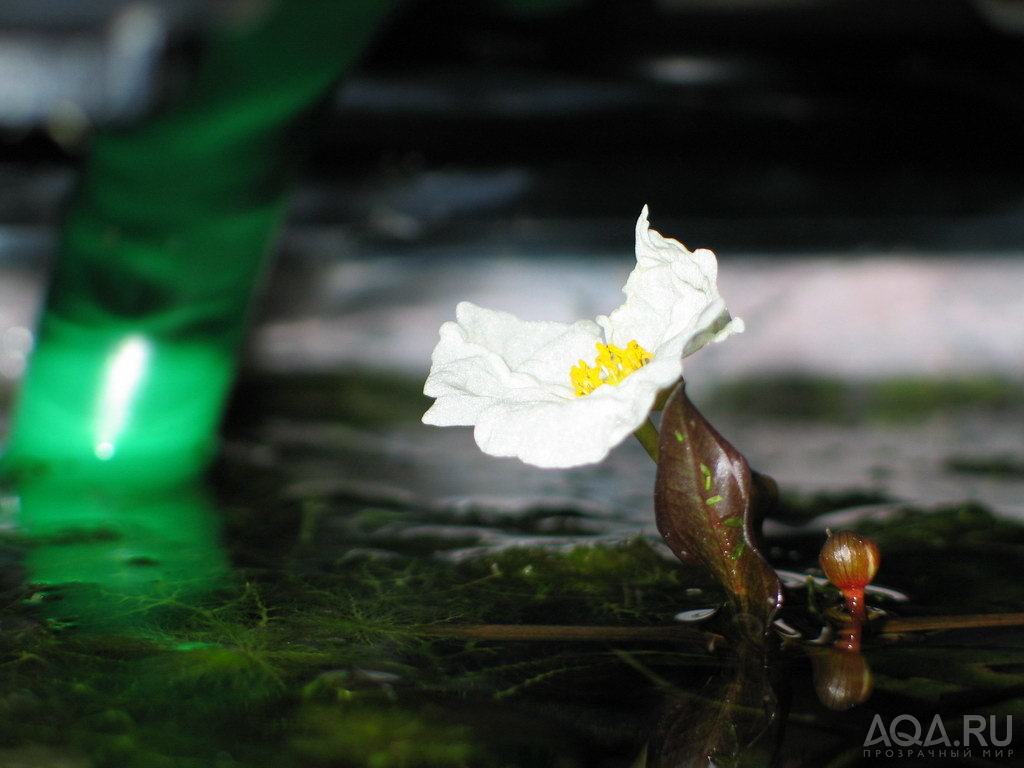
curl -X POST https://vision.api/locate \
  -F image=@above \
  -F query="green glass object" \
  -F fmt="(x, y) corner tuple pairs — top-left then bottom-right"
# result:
(2, 0), (394, 485)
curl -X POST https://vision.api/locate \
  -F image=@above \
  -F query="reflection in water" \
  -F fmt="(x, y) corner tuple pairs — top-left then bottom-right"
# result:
(8, 477), (227, 633)
(644, 639), (874, 766)
(809, 646), (873, 712)
(646, 642), (782, 767)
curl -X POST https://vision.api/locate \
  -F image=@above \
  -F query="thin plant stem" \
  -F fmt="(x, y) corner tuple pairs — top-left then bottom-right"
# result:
(425, 624), (712, 644)
(875, 612), (1024, 633)
(420, 612), (1024, 645)
(652, 383), (677, 411)
(633, 418), (660, 462)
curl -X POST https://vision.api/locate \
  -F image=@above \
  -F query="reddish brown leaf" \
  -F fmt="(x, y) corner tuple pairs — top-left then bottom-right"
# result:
(654, 383), (782, 634)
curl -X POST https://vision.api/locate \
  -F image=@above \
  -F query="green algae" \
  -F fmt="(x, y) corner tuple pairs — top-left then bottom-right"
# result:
(773, 488), (894, 523)
(3, 484), (1024, 767)
(944, 453), (1024, 478)
(3, 370), (1024, 767)
(290, 704), (480, 768)
(0, 498), (719, 768)
(709, 374), (1021, 422)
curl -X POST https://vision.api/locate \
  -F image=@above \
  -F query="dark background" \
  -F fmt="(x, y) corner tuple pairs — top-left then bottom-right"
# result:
(3, 0), (1024, 252)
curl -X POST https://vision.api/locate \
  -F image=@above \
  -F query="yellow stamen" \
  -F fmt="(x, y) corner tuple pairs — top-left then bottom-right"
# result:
(570, 340), (652, 397)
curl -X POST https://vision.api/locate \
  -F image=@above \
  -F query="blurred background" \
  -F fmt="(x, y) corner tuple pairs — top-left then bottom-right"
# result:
(1, 0), (1024, 518)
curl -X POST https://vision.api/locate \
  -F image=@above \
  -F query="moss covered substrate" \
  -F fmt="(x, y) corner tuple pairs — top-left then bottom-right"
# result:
(0, 488), (726, 767)
(0, 371), (1023, 766)
(707, 373), (1022, 423)
(3, 479), (1024, 767)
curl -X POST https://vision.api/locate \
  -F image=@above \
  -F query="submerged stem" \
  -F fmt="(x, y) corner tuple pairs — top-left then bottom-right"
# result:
(425, 624), (710, 644)
(633, 418), (660, 462)
(422, 612), (1024, 645)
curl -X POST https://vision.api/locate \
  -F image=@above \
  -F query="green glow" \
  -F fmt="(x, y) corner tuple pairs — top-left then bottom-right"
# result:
(5, 332), (234, 485)
(14, 478), (227, 633)
(2, 0), (395, 484)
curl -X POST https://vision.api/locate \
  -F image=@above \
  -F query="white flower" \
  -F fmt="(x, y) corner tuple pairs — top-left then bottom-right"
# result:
(422, 206), (744, 468)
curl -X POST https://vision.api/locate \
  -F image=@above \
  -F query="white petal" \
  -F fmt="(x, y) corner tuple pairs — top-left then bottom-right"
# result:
(599, 207), (741, 359)
(422, 302), (601, 428)
(473, 357), (678, 468)
(421, 209), (744, 469)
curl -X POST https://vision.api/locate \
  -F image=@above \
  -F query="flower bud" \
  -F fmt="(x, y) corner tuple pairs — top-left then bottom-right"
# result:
(819, 530), (880, 593)
(819, 530), (880, 650)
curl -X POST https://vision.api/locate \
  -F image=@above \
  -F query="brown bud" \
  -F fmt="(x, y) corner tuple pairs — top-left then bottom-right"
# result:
(819, 530), (880, 593)
(810, 647), (874, 711)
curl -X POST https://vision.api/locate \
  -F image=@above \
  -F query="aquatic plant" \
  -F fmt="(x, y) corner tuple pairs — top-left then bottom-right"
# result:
(423, 207), (779, 634)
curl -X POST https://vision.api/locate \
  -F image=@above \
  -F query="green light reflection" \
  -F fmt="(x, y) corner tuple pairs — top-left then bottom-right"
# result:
(10, 478), (227, 634)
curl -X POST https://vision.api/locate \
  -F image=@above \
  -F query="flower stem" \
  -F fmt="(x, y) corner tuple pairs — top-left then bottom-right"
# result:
(652, 382), (678, 411)
(633, 418), (660, 462)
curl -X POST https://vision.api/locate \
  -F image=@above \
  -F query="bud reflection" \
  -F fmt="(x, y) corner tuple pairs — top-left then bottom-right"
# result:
(810, 646), (873, 711)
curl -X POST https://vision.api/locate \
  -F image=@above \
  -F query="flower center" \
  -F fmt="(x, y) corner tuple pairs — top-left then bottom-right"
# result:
(570, 340), (652, 397)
